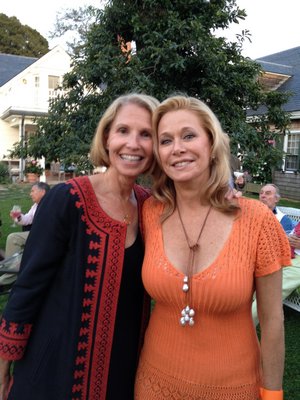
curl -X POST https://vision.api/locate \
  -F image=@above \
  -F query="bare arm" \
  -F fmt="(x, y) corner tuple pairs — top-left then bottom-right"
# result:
(288, 235), (300, 249)
(256, 269), (284, 390)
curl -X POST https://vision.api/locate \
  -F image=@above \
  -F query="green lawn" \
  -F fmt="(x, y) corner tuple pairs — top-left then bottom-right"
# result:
(0, 183), (299, 398)
(0, 183), (32, 251)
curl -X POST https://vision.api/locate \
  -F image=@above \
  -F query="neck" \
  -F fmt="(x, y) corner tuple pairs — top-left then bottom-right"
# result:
(175, 187), (209, 211)
(103, 168), (136, 200)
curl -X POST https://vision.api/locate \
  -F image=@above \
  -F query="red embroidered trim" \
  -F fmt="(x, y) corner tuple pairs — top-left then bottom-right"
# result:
(0, 317), (32, 360)
(69, 178), (124, 399)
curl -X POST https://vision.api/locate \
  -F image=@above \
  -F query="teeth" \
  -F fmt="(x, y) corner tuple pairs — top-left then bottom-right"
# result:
(121, 155), (142, 161)
(174, 161), (190, 167)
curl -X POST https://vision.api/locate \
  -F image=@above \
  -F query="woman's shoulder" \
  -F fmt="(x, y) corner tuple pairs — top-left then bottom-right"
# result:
(45, 181), (72, 198)
(43, 178), (86, 207)
(144, 195), (163, 210)
(238, 195), (271, 217)
(143, 197), (165, 223)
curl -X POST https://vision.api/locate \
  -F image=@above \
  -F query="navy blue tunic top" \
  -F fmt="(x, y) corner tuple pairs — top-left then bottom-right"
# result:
(0, 177), (150, 400)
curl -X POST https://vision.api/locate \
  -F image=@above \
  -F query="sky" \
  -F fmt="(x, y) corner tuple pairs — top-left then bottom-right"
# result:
(1, 0), (300, 59)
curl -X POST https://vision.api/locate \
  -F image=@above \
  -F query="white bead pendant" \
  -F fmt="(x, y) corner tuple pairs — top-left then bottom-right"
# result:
(179, 305), (195, 327)
(182, 275), (189, 292)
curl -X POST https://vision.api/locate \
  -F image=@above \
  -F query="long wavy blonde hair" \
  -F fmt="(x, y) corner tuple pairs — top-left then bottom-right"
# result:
(90, 93), (160, 174)
(152, 95), (238, 218)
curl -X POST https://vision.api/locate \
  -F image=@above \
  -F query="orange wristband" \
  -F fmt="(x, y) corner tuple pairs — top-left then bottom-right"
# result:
(260, 387), (283, 400)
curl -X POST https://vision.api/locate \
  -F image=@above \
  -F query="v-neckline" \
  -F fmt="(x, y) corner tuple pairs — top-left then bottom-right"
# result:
(158, 204), (237, 278)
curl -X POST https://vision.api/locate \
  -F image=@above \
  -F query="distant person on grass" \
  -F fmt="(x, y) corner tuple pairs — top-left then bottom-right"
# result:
(5, 182), (50, 258)
(0, 183), (50, 289)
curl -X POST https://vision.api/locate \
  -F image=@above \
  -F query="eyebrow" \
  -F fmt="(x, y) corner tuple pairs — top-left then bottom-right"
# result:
(260, 190), (273, 195)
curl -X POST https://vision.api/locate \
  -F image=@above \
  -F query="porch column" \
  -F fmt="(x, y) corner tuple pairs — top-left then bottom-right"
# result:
(39, 156), (46, 182)
(19, 116), (25, 181)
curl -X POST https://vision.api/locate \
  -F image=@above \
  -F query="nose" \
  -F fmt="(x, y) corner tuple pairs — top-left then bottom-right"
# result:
(126, 132), (140, 149)
(172, 138), (185, 155)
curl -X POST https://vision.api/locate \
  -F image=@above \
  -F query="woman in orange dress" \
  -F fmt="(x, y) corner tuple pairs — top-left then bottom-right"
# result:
(135, 95), (290, 400)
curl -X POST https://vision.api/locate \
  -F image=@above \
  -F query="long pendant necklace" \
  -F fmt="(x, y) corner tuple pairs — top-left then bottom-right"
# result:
(123, 211), (132, 225)
(120, 194), (134, 225)
(177, 204), (212, 327)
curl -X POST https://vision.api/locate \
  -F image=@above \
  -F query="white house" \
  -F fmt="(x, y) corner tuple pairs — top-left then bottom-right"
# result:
(0, 45), (71, 180)
(254, 46), (300, 200)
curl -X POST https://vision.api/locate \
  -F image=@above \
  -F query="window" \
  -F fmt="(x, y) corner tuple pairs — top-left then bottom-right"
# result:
(285, 132), (300, 171)
(34, 75), (40, 105)
(48, 75), (59, 89)
(48, 75), (60, 100)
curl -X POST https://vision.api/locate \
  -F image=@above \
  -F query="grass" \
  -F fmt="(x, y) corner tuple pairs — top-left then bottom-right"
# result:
(0, 183), (299, 398)
(282, 307), (300, 398)
(0, 183), (32, 250)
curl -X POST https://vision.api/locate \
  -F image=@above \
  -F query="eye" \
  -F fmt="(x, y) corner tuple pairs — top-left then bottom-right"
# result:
(118, 126), (128, 134)
(141, 130), (152, 138)
(183, 132), (196, 140)
(159, 137), (171, 145)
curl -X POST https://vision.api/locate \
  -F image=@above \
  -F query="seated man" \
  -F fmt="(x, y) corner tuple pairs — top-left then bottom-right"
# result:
(0, 182), (50, 289)
(259, 183), (294, 232)
(5, 182), (50, 258)
(252, 183), (300, 325)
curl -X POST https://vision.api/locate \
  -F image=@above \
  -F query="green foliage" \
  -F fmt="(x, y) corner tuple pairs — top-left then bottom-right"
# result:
(17, 1), (290, 178)
(230, 90), (291, 183)
(0, 14), (49, 57)
(0, 163), (9, 184)
(27, 90), (105, 164)
(49, 5), (100, 57)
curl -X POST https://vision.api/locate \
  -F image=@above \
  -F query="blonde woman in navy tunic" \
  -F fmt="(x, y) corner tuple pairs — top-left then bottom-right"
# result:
(0, 93), (159, 400)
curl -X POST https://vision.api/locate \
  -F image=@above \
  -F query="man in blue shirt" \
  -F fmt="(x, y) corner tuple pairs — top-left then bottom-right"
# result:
(259, 183), (294, 233)
(252, 183), (300, 325)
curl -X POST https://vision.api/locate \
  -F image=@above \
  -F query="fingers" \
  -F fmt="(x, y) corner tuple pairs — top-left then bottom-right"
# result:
(0, 359), (12, 400)
(0, 380), (10, 400)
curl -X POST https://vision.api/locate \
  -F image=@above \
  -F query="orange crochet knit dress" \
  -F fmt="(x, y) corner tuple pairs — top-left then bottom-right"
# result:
(135, 197), (291, 400)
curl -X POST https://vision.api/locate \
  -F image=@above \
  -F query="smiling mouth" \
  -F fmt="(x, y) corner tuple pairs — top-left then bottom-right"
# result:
(173, 160), (192, 167)
(120, 154), (143, 161)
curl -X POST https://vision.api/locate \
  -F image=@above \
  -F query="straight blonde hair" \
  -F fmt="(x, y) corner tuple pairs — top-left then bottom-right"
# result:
(152, 95), (238, 218)
(90, 93), (159, 172)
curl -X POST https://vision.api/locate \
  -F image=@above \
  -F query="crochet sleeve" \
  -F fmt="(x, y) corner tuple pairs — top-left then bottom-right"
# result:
(255, 208), (292, 277)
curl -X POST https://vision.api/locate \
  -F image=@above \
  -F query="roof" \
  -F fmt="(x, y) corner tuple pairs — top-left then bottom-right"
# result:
(0, 53), (38, 86)
(256, 46), (300, 113)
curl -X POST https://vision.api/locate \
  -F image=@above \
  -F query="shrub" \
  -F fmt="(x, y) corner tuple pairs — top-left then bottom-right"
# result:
(0, 162), (9, 184)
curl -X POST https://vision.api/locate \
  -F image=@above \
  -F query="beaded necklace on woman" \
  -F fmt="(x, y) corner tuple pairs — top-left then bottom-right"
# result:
(177, 204), (212, 327)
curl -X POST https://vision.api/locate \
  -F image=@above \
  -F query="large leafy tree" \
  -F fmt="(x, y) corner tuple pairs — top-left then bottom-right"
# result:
(0, 14), (49, 57)
(48, 5), (100, 57)
(24, 0), (290, 182)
